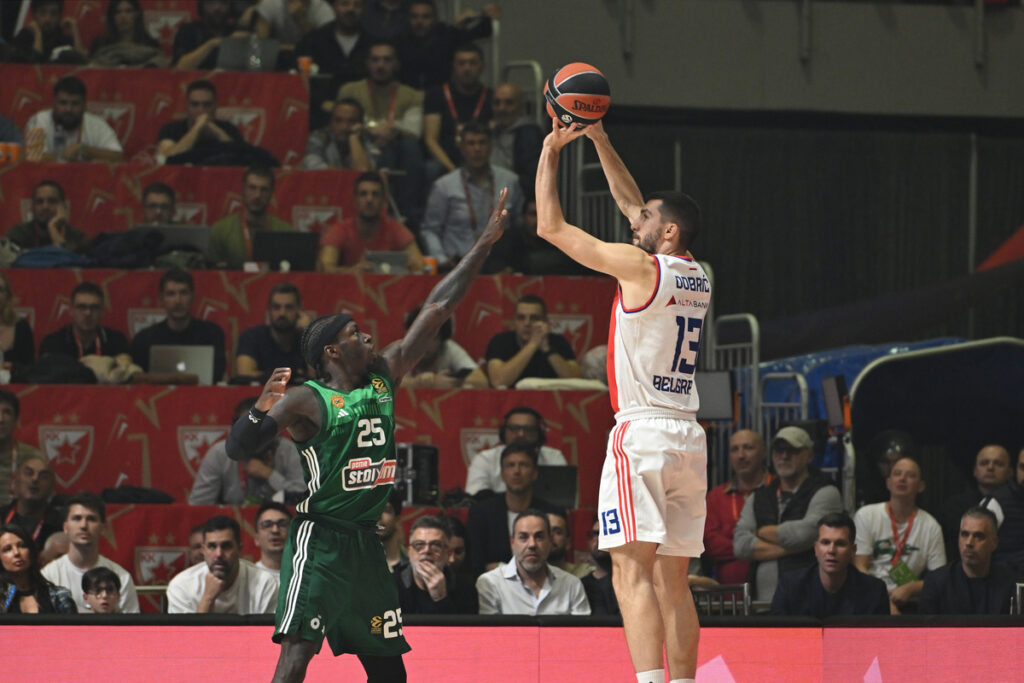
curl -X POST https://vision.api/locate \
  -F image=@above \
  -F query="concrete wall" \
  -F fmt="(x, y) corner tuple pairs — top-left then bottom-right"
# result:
(492, 0), (1024, 117)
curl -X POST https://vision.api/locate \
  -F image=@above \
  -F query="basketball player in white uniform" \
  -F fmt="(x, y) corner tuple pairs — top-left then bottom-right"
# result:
(536, 120), (708, 683)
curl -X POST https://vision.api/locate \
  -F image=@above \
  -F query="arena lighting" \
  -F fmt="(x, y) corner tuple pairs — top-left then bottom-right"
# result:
(4, 624), (1023, 681)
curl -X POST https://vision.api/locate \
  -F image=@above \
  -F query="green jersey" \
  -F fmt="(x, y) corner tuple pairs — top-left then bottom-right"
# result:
(294, 371), (397, 525)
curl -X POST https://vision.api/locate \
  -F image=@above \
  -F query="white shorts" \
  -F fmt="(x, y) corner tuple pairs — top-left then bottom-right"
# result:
(597, 416), (707, 557)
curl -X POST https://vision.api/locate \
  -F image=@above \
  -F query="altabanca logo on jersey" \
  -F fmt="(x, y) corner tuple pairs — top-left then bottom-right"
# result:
(342, 456), (397, 491)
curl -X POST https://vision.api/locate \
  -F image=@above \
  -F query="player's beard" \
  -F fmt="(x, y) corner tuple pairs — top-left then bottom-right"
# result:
(636, 228), (659, 254)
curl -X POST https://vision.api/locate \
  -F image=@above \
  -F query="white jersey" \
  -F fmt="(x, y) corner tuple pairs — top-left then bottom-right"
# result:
(607, 254), (710, 416)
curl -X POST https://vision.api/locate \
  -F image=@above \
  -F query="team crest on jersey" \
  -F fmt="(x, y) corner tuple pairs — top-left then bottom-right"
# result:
(341, 457), (396, 491)
(370, 378), (388, 394)
(369, 615), (383, 635)
(331, 395), (345, 408)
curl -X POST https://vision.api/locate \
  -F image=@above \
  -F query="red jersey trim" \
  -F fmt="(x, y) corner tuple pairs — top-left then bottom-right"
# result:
(618, 254), (660, 314)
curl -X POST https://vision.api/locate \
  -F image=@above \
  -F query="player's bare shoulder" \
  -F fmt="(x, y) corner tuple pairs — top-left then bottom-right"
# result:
(616, 249), (662, 309)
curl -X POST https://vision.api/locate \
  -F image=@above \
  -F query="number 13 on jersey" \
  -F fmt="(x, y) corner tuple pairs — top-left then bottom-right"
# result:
(671, 315), (703, 374)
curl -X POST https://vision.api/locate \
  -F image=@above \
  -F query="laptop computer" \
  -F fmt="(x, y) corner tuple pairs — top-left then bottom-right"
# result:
(533, 465), (578, 511)
(364, 250), (409, 274)
(216, 36), (281, 72)
(149, 345), (215, 385)
(251, 231), (319, 272)
(131, 224), (210, 254)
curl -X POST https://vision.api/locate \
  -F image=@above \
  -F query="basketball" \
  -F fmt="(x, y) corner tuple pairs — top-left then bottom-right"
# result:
(543, 62), (611, 127)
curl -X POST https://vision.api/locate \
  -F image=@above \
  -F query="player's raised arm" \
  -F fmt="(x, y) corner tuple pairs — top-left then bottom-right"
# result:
(585, 121), (645, 223)
(383, 190), (509, 380)
(535, 121), (653, 288)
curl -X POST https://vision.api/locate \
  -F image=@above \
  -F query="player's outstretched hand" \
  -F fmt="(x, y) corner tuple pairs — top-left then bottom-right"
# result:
(255, 367), (291, 412)
(543, 118), (589, 152)
(479, 187), (509, 245)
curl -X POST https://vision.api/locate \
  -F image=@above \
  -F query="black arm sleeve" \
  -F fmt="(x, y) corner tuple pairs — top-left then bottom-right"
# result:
(225, 409), (280, 461)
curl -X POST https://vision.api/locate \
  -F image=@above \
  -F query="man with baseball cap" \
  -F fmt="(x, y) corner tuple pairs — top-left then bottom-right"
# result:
(733, 425), (843, 602)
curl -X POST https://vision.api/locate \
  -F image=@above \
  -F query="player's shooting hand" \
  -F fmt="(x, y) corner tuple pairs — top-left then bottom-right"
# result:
(479, 187), (508, 245)
(543, 118), (588, 151)
(256, 367), (291, 412)
(583, 120), (608, 142)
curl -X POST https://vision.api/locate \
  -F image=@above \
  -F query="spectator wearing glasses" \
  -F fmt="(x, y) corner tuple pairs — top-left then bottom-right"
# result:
(253, 502), (292, 578)
(39, 282), (130, 362)
(464, 406), (567, 496)
(393, 516), (478, 614)
(81, 566), (122, 614)
(140, 183), (178, 225)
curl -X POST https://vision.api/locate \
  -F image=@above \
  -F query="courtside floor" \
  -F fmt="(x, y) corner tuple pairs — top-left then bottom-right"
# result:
(3, 622), (1022, 681)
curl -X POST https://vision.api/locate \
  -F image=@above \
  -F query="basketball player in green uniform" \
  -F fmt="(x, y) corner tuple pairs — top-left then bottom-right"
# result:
(227, 190), (509, 682)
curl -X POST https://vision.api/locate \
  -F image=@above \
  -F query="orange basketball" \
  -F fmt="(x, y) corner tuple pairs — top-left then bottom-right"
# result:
(543, 62), (610, 127)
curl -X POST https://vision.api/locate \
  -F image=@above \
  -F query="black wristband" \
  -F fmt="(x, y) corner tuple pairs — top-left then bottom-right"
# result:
(248, 407), (268, 423)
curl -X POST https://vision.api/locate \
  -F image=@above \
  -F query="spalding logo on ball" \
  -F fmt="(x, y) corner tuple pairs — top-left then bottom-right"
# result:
(544, 62), (610, 127)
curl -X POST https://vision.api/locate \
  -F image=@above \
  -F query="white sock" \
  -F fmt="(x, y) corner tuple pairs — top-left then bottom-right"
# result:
(636, 670), (664, 683)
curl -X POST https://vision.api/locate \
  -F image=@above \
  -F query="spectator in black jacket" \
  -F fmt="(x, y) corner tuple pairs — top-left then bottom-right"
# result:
(295, 0), (375, 89)
(466, 443), (561, 576)
(920, 507), (1021, 615)
(393, 516), (477, 614)
(39, 282), (129, 361)
(772, 512), (889, 617)
(129, 269), (227, 382)
(397, 1), (496, 90)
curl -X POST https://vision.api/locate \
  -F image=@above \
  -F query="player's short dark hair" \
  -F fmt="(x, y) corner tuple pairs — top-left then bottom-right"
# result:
(354, 170), (385, 193)
(71, 281), (103, 301)
(64, 492), (106, 523)
(33, 179), (66, 202)
(460, 120), (491, 140)
(54, 75), (86, 99)
(961, 506), (999, 535)
(817, 512), (855, 540)
(269, 281), (302, 307)
(333, 97), (365, 119)
(0, 390), (19, 419)
(255, 501), (293, 526)
(243, 165), (275, 190)
(203, 515), (241, 544)
(645, 190), (701, 251)
(453, 42), (483, 61)
(142, 182), (176, 204)
(512, 509), (550, 536)
(159, 267), (193, 293)
(410, 515), (450, 538)
(186, 79), (217, 99)
(404, 305), (451, 340)
(500, 441), (539, 467)
(515, 294), (547, 316)
(82, 566), (121, 594)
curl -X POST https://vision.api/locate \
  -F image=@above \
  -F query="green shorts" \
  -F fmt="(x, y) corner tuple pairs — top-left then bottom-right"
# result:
(273, 515), (410, 658)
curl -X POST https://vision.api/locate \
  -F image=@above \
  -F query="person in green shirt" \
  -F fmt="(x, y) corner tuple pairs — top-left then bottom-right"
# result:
(209, 165), (293, 269)
(226, 188), (510, 683)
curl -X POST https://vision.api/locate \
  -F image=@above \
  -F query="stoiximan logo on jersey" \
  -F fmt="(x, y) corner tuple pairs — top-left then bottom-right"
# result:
(342, 457), (396, 490)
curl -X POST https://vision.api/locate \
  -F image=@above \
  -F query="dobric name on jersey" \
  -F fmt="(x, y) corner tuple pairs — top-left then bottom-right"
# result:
(675, 275), (710, 292)
(341, 456), (397, 491)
